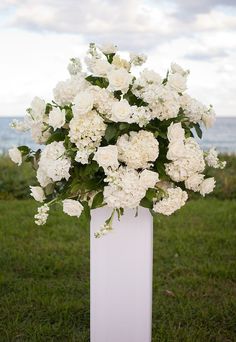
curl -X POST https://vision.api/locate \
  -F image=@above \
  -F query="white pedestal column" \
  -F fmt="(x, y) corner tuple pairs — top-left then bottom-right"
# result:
(90, 207), (153, 342)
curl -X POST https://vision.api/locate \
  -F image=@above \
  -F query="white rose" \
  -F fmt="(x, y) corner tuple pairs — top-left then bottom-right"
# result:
(168, 73), (187, 93)
(93, 145), (119, 169)
(30, 186), (46, 202)
(199, 177), (216, 197)
(99, 43), (117, 54)
(140, 170), (159, 189)
(48, 107), (66, 130)
(62, 199), (84, 217)
(107, 68), (133, 93)
(202, 108), (216, 129)
(9, 147), (22, 166)
(111, 99), (132, 122)
(73, 90), (94, 116)
(167, 122), (185, 142)
(185, 173), (204, 192)
(90, 58), (112, 77)
(167, 141), (186, 161)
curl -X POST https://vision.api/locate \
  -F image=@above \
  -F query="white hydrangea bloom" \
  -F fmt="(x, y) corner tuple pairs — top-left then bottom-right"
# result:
(34, 204), (49, 226)
(104, 167), (147, 209)
(185, 173), (204, 192)
(199, 177), (216, 196)
(135, 68), (162, 88)
(139, 170), (159, 189)
(30, 186), (46, 202)
(69, 110), (107, 161)
(143, 85), (180, 121)
(205, 148), (226, 169)
(166, 138), (205, 182)
(129, 106), (152, 127)
(9, 147), (22, 166)
(180, 94), (206, 123)
(75, 150), (90, 165)
(88, 86), (115, 118)
(93, 145), (119, 170)
(53, 75), (88, 106)
(153, 187), (188, 215)
(62, 199), (84, 217)
(48, 107), (66, 130)
(107, 68), (133, 93)
(117, 130), (159, 169)
(37, 141), (71, 185)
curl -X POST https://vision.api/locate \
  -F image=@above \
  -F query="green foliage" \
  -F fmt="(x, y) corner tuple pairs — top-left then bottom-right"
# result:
(91, 192), (104, 209)
(46, 128), (67, 144)
(85, 75), (109, 88)
(0, 199), (235, 341)
(194, 122), (203, 139)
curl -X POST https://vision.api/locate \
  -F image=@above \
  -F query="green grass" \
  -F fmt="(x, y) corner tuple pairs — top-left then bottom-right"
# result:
(0, 199), (235, 341)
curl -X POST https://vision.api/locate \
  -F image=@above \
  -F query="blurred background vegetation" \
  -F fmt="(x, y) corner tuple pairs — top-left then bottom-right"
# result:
(1, 154), (235, 200)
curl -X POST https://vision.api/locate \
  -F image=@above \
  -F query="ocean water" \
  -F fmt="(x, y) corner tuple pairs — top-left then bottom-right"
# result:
(0, 117), (235, 154)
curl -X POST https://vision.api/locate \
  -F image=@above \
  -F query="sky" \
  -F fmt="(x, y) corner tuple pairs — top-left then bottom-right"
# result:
(0, 0), (236, 117)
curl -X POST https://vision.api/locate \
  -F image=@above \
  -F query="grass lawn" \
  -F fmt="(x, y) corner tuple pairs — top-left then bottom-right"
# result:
(0, 199), (235, 341)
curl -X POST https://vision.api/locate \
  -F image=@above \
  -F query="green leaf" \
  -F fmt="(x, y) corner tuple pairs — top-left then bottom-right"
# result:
(44, 183), (54, 196)
(194, 123), (203, 139)
(45, 103), (53, 114)
(104, 124), (117, 143)
(140, 197), (153, 209)
(119, 123), (129, 130)
(46, 130), (66, 144)
(85, 75), (109, 88)
(91, 191), (104, 209)
(18, 146), (30, 156)
(105, 53), (115, 64)
(145, 188), (157, 201)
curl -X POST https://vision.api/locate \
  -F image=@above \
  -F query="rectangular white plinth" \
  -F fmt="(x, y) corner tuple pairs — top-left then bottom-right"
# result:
(90, 207), (153, 342)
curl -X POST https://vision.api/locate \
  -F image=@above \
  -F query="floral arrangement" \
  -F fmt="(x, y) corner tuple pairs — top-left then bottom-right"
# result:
(9, 43), (225, 237)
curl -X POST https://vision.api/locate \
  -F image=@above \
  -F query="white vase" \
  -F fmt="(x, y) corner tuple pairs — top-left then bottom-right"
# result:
(90, 206), (153, 342)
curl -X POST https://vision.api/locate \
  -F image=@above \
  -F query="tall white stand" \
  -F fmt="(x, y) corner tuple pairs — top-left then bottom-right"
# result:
(90, 207), (153, 342)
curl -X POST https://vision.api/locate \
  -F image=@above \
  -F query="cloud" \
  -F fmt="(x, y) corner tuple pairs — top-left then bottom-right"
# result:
(0, 0), (235, 116)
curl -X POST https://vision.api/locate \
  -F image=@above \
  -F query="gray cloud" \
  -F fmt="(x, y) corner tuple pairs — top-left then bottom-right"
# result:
(1, 0), (236, 52)
(169, 0), (236, 17)
(184, 49), (228, 61)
